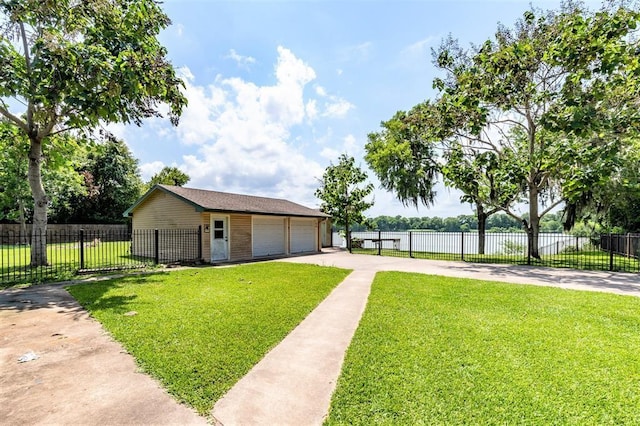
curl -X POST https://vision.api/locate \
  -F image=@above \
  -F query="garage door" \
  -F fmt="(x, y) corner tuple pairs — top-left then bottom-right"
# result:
(290, 218), (317, 253)
(253, 217), (286, 257)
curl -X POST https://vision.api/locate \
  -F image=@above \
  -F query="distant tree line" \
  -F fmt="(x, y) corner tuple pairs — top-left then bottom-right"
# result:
(348, 212), (566, 233)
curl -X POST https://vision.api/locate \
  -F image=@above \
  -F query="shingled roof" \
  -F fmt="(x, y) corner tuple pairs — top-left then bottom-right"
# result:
(123, 185), (329, 218)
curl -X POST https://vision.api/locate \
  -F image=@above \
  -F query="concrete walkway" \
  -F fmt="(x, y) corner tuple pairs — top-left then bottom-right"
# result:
(212, 269), (376, 425)
(211, 249), (640, 425)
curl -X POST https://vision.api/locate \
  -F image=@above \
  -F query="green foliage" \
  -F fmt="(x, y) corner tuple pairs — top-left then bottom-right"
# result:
(67, 263), (351, 414)
(367, 3), (640, 258)
(146, 166), (190, 190)
(49, 138), (143, 223)
(0, 0), (187, 129)
(315, 154), (374, 243)
(365, 102), (439, 208)
(0, 0), (186, 264)
(327, 272), (640, 424)
(0, 121), (86, 224)
(501, 239), (526, 255)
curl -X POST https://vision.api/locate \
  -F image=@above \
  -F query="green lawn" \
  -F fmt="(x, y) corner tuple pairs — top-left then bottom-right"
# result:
(352, 247), (639, 272)
(66, 262), (351, 415)
(326, 272), (640, 425)
(1, 241), (150, 287)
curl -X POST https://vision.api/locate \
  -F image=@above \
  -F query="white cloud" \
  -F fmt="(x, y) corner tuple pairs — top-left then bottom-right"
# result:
(172, 46), (334, 206)
(397, 36), (439, 69)
(175, 23), (184, 37)
(340, 41), (373, 62)
(226, 49), (256, 68)
(315, 86), (327, 97)
(305, 99), (318, 120)
(320, 147), (340, 161)
(323, 98), (354, 118)
(319, 134), (361, 162)
(139, 161), (165, 181)
(103, 122), (128, 141)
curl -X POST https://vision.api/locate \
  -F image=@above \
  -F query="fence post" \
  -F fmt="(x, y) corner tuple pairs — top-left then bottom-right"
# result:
(576, 236), (579, 253)
(378, 230), (382, 256)
(197, 225), (203, 261)
(461, 231), (465, 261)
(527, 232), (532, 266)
(79, 229), (85, 270)
(154, 229), (159, 264)
(409, 231), (413, 258)
(609, 233), (614, 271)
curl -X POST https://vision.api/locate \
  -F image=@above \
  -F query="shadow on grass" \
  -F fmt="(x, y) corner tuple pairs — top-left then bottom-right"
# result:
(0, 271), (171, 315)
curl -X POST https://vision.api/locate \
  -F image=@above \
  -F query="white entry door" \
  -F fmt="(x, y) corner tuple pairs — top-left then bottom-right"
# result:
(211, 216), (228, 261)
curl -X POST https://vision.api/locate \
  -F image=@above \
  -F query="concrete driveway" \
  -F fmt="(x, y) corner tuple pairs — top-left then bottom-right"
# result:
(279, 249), (640, 297)
(0, 283), (207, 425)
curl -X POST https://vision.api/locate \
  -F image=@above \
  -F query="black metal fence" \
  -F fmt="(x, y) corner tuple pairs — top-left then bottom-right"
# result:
(335, 231), (640, 273)
(1, 227), (203, 286)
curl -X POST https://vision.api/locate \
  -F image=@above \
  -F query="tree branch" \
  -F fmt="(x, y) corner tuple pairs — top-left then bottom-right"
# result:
(540, 199), (564, 217)
(19, 22), (35, 133)
(0, 104), (29, 133)
(38, 111), (58, 139)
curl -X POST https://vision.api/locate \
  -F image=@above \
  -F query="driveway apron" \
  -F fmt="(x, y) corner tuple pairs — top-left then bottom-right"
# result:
(0, 284), (207, 425)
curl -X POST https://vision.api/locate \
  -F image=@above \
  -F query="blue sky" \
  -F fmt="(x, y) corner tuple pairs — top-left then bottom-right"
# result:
(113, 0), (599, 218)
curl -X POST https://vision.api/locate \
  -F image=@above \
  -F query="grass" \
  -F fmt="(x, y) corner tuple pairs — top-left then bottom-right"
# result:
(352, 247), (640, 272)
(326, 272), (640, 425)
(66, 262), (351, 415)
(1, 241), (151, 287)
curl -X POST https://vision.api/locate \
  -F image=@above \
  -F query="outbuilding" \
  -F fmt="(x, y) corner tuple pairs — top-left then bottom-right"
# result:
(123, 185), (330, 263)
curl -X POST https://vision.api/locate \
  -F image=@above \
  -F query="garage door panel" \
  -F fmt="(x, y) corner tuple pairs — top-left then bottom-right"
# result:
(253, 217), (286, 257)
(291, 219), (316, 253)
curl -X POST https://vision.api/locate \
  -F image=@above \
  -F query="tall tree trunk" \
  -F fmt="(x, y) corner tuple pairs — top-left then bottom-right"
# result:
(528, 185), (541, 259)
(477, 205), (487, 255)
(28, 137), (49, 266)
(18, 198), (28, 245)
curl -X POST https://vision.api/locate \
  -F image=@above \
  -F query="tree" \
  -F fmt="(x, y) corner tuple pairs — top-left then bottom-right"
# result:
(431, 4), (640, 258)
(366, 103), (439, 208)
(146, 166), (190, 189)
(368, 3), (639, 259)
(0, 120), (85, 233)
(315, 154), (374, 252)
(366, 99), (514, 254)
(0, 122), (30, 240)
(0, 0), (187, 265)
(50, 138), (143, 223)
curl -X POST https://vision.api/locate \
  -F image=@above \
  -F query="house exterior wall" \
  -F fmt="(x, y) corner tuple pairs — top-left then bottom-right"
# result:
(131, 191), (205, 261)
(130, 190), (323, 263)
(320, 218), (332, 248)
(132, 191), (202, 229)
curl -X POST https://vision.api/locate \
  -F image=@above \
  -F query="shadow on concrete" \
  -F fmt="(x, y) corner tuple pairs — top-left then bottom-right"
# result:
(0, 271), (171, 314)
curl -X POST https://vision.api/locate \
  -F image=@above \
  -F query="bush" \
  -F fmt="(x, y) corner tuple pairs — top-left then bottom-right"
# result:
(502, 240), (525, 255)
(351, 238), (363, 249)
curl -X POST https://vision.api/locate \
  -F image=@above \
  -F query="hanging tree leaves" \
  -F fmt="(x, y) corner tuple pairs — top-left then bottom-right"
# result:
(0, 0), (187, 265)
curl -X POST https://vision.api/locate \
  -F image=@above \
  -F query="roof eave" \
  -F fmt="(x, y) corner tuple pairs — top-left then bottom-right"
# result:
(203, 208), (329, 218)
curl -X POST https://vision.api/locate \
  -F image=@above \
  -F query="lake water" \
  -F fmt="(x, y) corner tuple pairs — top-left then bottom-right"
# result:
(332, 231), (589, 256)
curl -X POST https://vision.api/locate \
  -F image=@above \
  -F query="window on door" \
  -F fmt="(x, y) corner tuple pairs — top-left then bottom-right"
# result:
(214, 220), (224, 239)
